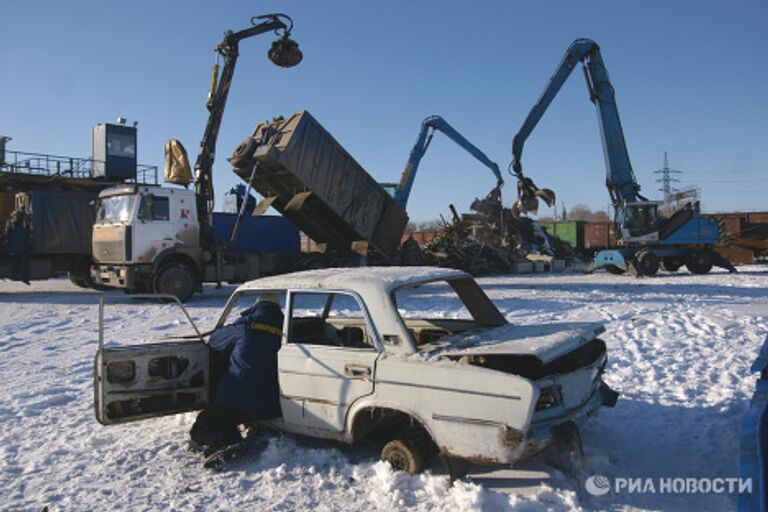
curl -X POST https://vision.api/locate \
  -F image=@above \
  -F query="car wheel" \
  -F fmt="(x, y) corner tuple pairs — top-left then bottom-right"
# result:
(154, 264), (196, 302)
(660, 258), (682, 272)
(381, 439), (424, 474)
(686, 249), (714, 275)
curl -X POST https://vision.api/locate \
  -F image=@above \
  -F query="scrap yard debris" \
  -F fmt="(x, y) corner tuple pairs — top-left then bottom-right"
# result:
(402, 187), (574, 275)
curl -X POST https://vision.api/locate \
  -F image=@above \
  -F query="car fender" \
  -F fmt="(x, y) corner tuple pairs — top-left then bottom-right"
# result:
(351, 355), (539, 462)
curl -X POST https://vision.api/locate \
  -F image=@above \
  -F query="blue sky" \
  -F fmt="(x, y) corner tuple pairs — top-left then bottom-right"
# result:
(1, 1), (766, 221)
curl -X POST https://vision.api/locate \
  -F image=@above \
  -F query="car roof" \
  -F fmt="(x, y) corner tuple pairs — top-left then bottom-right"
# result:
(236, 266), (469, 294)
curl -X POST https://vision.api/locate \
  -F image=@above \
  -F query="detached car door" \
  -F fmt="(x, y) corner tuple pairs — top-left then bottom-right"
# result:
(94, 339), (209, 425)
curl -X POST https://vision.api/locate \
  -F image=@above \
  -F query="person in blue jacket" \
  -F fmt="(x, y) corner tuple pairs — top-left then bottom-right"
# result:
(2, 210), (31, 285)
(189, 292), (283, 452)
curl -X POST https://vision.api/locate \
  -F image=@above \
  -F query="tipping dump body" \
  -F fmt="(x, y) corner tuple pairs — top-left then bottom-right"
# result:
(234, 111), (408, 260)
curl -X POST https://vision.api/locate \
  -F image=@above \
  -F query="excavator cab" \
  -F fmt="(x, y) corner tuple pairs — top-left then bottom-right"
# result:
(619, 201), (660, 242)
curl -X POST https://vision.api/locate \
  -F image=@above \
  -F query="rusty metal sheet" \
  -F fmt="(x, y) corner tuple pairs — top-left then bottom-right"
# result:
(583, 222), (616, 249)
(716, 246), (754, 265)
(724, 215), (744, 236)
(235, 111), (408, 260)
(748, 212), (768, 225)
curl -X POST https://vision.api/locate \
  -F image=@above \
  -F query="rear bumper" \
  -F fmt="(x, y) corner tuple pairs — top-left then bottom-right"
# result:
(524, 380), (617, 455)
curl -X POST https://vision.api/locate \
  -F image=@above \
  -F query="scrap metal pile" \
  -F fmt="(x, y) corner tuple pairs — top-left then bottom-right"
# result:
(401, 187), (574, 275)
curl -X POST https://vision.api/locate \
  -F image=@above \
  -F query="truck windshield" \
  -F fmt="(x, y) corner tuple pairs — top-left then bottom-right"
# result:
(96, 195), (135, 223)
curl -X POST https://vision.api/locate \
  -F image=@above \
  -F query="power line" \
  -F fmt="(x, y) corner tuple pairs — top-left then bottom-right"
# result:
(690, 168), (767, 175)
(690, 179), (768, 184)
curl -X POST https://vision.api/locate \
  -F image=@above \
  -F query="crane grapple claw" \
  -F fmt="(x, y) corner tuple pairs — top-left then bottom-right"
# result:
(536, 188), (556, 207)
(512, 175), (556, 217)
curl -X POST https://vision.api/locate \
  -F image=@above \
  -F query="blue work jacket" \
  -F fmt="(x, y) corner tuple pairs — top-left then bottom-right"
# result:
(208, 301), (283, 419)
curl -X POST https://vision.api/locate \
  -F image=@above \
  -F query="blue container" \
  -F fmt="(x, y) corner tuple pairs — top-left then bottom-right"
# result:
(212, 213), (299, 254)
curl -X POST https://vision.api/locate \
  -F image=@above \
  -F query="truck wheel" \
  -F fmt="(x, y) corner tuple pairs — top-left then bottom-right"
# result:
(154, 264), (196, 302)
(229, 138), (257, 169)
(68, 273), (90, 289)
(635, 251), (659, 276)
(686, 249), (714, 275)
(660, 258), (682, 272)
(381, 439), (424, 475)
(68, 269), (111, 291)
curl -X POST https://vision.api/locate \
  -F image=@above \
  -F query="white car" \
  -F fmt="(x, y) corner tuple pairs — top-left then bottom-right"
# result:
(94, 267), (617, 476)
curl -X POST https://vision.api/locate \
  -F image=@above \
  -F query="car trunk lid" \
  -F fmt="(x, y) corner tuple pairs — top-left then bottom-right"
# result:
(423, 322), (605, 364)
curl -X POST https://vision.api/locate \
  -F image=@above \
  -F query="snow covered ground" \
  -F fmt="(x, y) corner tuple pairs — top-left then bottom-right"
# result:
(1, 266), (766, 511)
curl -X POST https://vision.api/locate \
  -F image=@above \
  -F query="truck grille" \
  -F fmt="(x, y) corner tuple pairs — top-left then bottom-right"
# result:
(93, 226), (129, 263)
(93, 240), (125, 263)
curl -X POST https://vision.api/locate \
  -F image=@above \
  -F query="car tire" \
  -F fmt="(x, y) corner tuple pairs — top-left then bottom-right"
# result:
(381, 439), (424, 475)
(229, 138), (257, 169)
(686, 249), (714, 275)
(154, 264), (196, 302)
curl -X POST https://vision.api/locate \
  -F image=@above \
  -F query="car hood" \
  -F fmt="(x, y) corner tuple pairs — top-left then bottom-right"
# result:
(423, 322), (605, 364)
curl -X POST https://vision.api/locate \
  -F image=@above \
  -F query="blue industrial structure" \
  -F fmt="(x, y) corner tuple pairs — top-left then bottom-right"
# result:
(92, 122), (138, 181)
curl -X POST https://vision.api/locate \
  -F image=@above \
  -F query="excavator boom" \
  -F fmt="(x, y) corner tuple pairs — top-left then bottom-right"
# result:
(511, 38), (644, 211)
(394, 115), (503, 209)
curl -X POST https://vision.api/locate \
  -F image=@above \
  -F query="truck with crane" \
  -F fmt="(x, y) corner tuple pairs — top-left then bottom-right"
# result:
(510, 38), (731, 276)
(89, 14), (304, 301)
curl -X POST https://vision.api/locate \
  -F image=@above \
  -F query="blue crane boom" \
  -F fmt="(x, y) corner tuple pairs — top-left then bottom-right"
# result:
(511, 38), (644, 208)
(394, 115), (503, 209)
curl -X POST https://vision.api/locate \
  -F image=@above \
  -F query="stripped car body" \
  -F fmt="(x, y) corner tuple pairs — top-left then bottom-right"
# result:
(94, 267), (617, 469)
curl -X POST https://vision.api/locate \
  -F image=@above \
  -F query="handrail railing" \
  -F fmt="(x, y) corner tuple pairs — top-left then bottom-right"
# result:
(1, 150), (158, 185)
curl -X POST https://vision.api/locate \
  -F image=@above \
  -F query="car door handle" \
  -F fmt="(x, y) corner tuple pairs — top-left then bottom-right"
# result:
(344, 364), (371, 380)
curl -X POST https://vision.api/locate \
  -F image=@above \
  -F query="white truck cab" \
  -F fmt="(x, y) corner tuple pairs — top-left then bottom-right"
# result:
(91, 185), (203, 299)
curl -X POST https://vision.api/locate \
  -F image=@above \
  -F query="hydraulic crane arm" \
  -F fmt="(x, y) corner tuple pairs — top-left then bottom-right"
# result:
(194, 13), (301, 239)
(394, 115), (504, 209)
(511, 38), (645, 211)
